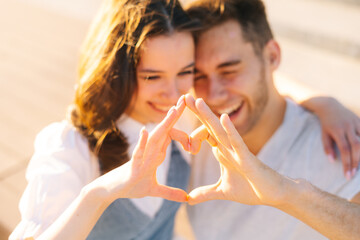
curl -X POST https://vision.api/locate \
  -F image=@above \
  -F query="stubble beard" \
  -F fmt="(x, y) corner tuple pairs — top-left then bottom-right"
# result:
(236, 65), (269, 136)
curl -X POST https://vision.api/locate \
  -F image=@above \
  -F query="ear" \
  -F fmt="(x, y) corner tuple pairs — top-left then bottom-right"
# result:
(264, 39), (281, 71)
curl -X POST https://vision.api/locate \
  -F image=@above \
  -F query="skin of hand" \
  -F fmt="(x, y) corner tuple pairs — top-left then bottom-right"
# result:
(185, 94), (360, 240)
(36, 97), (190, 240)
(184, 94), (294, 206)
(89, 96), (190, 204)
(301, 97), (360, 179)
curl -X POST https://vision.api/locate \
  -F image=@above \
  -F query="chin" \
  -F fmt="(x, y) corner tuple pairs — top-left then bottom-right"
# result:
(233, 119), (253, 135)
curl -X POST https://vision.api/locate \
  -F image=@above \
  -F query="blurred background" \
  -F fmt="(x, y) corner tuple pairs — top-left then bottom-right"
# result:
(0, 0), (359, 238)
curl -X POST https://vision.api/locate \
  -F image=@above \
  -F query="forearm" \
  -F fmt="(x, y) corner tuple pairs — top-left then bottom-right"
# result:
(299, 96), (338, 115)
(37, 185), (112, 240)
(242, 160), (360, 239)
(276, 179), (360, 240)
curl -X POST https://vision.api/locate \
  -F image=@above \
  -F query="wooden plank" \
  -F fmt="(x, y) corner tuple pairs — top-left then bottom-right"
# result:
(0, 0), (91, 236)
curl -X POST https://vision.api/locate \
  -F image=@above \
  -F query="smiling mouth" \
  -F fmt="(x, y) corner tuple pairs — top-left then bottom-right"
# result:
(216, 101), (244, 118)
(148, 102), (174, 113)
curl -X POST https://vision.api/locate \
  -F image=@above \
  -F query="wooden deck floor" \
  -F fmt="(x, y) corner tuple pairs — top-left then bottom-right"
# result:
(0, 0), (359, 239)
(0, 0), (89, 237)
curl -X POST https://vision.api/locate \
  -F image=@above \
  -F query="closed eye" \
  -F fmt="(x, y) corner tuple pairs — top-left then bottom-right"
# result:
(143, 75), (161, 81)
(221, 71), (238, 75)
(178, 70), (194, 77)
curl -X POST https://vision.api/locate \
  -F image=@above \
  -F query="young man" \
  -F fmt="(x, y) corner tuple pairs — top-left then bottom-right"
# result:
(184, 0), (360, 239)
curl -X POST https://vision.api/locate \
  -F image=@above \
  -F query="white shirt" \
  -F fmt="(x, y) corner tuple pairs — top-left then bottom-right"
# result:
(188, 99), (360, 240)
(10, 111), (194, 239)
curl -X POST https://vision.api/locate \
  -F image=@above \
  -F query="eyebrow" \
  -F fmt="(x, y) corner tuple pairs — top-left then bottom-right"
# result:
(182, 62), (195, 70)
(139, 62), (195, 74)
(217, 60), (241, 69)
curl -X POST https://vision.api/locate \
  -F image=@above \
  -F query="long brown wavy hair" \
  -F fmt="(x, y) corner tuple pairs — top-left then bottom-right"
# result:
(69, 0), (200, 174)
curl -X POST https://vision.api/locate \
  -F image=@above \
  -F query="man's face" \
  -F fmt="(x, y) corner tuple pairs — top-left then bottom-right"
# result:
(194, 20), (270, 135)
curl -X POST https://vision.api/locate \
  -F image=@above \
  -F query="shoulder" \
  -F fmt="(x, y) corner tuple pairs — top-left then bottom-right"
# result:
(283, 99), (323, 145)
(286, 99), (320, 129)
(262, 100), (326, 173)
(279, 99), (326, 159)
(281, 100), (357, 194)
(265, 99), (322, 157)
(34, 120), (87, 151)
(12, 122), (100, 238)
(27, 120), (99, 182)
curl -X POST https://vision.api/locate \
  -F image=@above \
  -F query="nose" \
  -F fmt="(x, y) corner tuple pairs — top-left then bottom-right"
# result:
(161, 80), (181, 103)
(206, 75), (228, 106)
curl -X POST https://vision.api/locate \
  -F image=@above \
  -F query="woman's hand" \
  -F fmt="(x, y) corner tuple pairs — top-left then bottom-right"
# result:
(90, 96), (189, 203)
(36, 97), (190, 240)
(301, 97), (360, 179)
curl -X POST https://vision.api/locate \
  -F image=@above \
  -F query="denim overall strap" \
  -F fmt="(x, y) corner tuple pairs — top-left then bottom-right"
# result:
(87, 141), (190, 240)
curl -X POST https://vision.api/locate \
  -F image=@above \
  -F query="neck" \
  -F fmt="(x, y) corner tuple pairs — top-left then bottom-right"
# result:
(242, 89), (286, 155)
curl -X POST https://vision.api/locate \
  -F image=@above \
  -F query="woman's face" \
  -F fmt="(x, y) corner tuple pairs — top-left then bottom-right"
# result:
(127, 31), (195, 124)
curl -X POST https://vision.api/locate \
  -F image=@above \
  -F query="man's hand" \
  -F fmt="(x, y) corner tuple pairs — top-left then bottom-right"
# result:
(184, 94), (295, 206)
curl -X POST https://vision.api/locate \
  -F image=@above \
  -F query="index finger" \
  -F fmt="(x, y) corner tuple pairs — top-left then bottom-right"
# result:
(194, 98), (232, 149)
(150, 96), (186, 141)
(184, 94), (230, 147)
(189, 125), (217, 154)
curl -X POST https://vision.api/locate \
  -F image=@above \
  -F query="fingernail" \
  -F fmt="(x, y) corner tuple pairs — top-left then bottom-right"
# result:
(346, 171), (352, 180)
(222, 113), (230, 121)
(167, 106), (175, 116)
(327, 154), (335, 163)
(352, 168), (357, 178)
(177, 95), (184, 106)
(195, 98), (203, 105)
(140, 126), (146, 136)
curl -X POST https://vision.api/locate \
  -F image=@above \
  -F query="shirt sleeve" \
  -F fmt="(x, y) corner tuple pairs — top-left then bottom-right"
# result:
(9, 121), (99, 239)
(338, 171), (360, 200)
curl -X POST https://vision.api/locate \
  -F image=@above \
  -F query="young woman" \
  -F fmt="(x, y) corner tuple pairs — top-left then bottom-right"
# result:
(10, 0), (359, 239)
(10, 0), (200, 239)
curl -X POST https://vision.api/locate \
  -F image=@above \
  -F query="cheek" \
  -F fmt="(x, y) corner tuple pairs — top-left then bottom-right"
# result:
(232, 70), (256, 90)
(137, 81), (161, 99)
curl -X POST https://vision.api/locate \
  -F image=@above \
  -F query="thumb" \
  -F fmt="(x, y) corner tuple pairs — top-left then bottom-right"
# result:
(190, 125), (217, 154)
(169, 128), (190, 151)
(188, 183), (222, 205)
(151, 184), (188, 202)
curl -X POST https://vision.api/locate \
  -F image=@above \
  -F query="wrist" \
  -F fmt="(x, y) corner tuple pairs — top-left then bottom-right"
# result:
(241, 160), (305, 208)
(275, 178), (313, 212)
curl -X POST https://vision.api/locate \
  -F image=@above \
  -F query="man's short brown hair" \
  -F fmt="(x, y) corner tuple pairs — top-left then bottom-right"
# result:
(186, 0), (274, 56)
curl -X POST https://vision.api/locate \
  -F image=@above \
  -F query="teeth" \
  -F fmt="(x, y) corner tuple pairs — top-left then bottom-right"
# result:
(217, 102), (242, 115)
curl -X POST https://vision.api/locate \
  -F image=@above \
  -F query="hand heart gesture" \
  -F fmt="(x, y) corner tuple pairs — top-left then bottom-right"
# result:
(93, 96), (191, 203)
